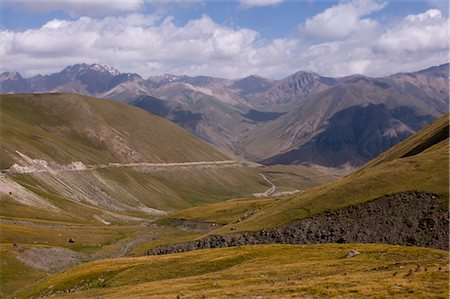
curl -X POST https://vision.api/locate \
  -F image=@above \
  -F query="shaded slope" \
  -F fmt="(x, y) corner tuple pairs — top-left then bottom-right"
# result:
(362, 113), (449, 168)
(242, 71), (447, 167)
(262, 104), (429, 167)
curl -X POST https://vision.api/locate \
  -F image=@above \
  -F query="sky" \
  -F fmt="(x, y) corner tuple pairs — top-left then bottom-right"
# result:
(0, 0), (448, 79)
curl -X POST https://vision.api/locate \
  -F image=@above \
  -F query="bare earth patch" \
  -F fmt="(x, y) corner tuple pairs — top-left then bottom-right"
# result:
(15, 247), (82, 272)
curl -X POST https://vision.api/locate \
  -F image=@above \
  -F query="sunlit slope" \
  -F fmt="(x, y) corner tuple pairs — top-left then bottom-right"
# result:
(0, 93), (227, 169)
(18, 244), (448, 299)
(166, 164), (337, 224)
(0, 93), (274, 223)
(215, 114), (449, 233)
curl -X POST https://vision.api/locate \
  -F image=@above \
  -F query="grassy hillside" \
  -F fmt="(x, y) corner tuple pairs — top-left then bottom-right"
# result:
(0, 93), (281, 224)
(1, 165), (271, 223)
(165, 164), (337, 224)
(17, 244), (449, 298)
(1, 93), (333, 297)
(211, 114), (449, 233)
(0, 93), (228, 169)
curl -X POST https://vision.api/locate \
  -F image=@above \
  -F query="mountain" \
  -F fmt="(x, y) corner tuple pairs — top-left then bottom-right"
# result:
(221, 113), (449, 233)
(148, 113), (449, 253)
(9, 114), (449, 299)
(240, 64), (449, 167)
(0, 72), (32, 93)
(23, 63), (142, 95)
(245, 71), (335, 105)
(0, 93), (280, 224)
(229, 75), (275, 97)
(2, 95), (448, 299)
(0, 93), (228, 168)
(1, 63), (448, 169)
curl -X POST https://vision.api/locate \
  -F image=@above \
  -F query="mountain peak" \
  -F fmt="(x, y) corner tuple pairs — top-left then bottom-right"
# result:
(148, 74), (184, 84)
(289, 70), (319, 79)
(0, 71), (23, 80)
(60, 63), (89, 76)
(60, 63), (120, 77)
(89, 64), (120, 76)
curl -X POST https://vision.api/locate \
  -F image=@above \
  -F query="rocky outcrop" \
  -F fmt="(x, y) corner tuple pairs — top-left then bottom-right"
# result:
(168, 219), (224, 232)
(149, 192), (449, 255)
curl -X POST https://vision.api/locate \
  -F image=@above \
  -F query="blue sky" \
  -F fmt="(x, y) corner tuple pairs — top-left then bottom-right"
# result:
(0, 0), (448, 78)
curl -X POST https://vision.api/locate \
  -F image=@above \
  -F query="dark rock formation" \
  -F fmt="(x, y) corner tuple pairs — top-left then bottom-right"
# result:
(149, 192), (449, 255)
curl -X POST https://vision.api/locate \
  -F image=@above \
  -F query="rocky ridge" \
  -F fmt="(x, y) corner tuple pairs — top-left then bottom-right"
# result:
(149, 192), (449, 255)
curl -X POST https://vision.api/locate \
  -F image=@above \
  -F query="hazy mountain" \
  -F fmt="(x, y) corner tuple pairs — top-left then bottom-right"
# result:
(245, 71), (336, 106)
(15, 63), (143, 95)
(129, 88), (256, 152)
(1, 63), (448, 168)
(229, 75), (275, 97)
(241, 64), (449, 167)
(0, 72), (32, 93)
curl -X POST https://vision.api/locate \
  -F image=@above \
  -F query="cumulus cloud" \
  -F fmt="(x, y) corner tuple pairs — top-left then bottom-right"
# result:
(0, 14), (271, 78)
(295, 6), (448, 76)
(240, 0), (282, 8)
(375, 9), (448, 54)
(0, 2), (448, 79)
(301, 0), (386, 41)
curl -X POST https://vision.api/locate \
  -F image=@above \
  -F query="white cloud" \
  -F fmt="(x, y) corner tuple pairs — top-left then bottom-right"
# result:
(0, 4), (448, 79)
(375, 9), (448, 54)
(240, 0), (282, 8)
(302, 0), (386, 41)
(294, 7), (449, 77)
(0, 14), (268, 78)
(11, 0), (144, 16)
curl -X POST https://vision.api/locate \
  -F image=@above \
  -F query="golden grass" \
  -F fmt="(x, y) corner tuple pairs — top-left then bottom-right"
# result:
(0, 93), (227, 168)
(215, 128), (449, 234)
(0, 244), (47, 298)
(0, 221), (199, 297)
(167, 198), (274, 224)
(165, 164), (339, 225)
(18, 244), (449, 299)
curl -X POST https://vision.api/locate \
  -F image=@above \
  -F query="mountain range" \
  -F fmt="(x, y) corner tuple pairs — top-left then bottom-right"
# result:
(1, 63), (448, 168)
(0, 84), (448, 299)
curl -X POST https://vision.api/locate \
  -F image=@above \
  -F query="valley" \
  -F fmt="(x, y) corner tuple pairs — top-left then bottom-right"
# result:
(0, 69), (448, 298)
(1, 1), (449, 298)
(2, 63), (448, 169)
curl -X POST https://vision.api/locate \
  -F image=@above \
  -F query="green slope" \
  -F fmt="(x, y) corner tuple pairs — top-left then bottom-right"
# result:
(211, 114), (449, 233)
(0, 93), (275, 296)
(165, 164), (337, 224)
(1, 93), (283, 223)
(0, 93), (228, 169)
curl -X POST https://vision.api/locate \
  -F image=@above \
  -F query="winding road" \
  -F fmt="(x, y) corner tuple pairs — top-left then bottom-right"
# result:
(253, 173), (276, 197)
(3, 160), (239, 174)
